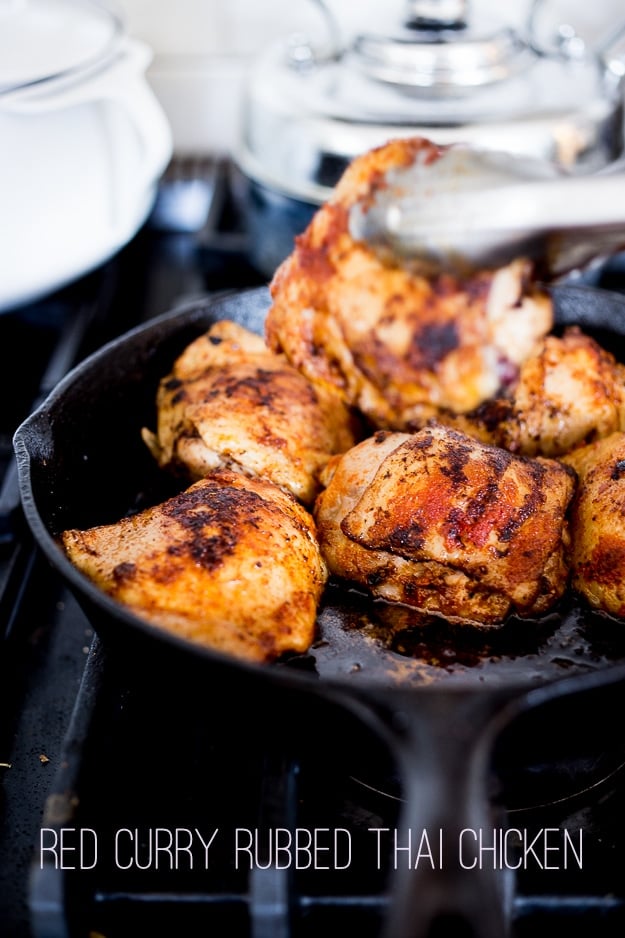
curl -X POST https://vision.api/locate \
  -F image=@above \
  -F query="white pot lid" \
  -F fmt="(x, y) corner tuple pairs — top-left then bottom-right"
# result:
(0, 0), (123, 95)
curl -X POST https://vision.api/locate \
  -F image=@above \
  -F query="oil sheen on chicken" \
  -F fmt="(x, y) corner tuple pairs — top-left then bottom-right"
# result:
(564, 432), (625, 617)
(266, 137), (553, 431)
(61, 469), (327, 663)
(314, 424), (575, 624)
(142, 319), (359, 505)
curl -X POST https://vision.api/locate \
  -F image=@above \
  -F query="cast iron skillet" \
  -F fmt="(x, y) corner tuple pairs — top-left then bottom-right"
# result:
(13, 284), (625, 938)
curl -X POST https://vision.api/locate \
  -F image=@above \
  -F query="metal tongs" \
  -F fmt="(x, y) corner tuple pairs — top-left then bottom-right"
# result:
(349, 145), (625, 278)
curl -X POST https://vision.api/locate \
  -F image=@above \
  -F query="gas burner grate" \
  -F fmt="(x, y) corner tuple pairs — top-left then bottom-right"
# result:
(26, 631), (625, 937)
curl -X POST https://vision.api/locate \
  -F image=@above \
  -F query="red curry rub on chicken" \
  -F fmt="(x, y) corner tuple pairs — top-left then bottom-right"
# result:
(266, 136), (553, 432)
(58, 134), (625, 666)
(564, 433), (625, 618)
(141, 319), (360, 506)
(314, 424), (576, 625)
(61, 469), (328, 663)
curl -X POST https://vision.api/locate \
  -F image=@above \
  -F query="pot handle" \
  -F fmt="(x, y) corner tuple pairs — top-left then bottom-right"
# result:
(527, 0), (625, 70)
(98, 39), (174, 198)
(1, 38), (173, 194)
(330, 684), (526, 938)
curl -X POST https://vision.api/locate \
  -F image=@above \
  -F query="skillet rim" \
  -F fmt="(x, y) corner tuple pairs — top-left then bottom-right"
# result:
(12, 282), (625, 703)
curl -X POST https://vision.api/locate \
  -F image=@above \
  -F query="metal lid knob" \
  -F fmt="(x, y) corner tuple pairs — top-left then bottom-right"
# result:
(405, 0), (468, 29)
(350, 18), (533, 93)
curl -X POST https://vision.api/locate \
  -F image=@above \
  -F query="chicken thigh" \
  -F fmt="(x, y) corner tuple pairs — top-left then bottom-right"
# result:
(314, 425), (575, 624)
(564, 432), (625, 617)
(142, 319), (359, 505)
(266, 137), (553, 430)
(61, 469), (327, 663)
(452, 327), (625, 457)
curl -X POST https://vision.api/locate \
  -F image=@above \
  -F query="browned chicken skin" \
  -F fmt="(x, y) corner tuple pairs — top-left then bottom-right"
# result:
(59, 134), (625, 659)
(142, 319), (359, 505)
(315, 424), (575, 624)
(563, 432), (625, 617)
(266, 137), (553, 430)
(61, 469), (327, 663)
(451, 327), (625, 457)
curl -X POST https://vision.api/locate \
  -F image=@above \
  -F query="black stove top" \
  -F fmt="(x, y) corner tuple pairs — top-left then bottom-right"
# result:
(2, 159), (625, 938)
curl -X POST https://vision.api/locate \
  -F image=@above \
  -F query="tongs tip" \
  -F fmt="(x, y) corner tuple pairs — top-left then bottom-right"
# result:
(349, 142), (625, 278)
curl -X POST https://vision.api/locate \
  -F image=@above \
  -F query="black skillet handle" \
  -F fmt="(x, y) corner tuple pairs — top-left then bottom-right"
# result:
(334, 685), (525, 938)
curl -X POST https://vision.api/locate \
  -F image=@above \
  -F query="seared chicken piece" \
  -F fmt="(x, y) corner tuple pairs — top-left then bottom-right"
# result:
(315, 425), (575, 624)
(142, 320), (359, 505)
(266, 136), (553, 430)
(563, 432), (625, 617)
(452, 327), (625, 457)
(61, 469), (327, 663)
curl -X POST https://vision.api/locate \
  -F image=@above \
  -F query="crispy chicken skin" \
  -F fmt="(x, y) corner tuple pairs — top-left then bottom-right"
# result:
(452, 327), (625, 457)
(142, 320), (359, 505)
(314, 425), (575, 624)
(61, 469), (327, 663)
(266, 136), (553, 430)
(563, 433), (625, 617)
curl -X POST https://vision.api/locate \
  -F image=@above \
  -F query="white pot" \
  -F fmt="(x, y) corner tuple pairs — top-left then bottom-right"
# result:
(0, 0), (173, 312)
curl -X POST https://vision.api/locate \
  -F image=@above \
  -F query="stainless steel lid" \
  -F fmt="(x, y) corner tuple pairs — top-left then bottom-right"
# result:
(237, 0), (625, 205)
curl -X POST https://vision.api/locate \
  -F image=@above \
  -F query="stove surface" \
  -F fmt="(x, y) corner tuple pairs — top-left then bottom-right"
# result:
(2, 159), (625, 938)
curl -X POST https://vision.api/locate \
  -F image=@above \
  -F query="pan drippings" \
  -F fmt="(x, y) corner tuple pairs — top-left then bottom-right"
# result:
(283, 584), (625, 689)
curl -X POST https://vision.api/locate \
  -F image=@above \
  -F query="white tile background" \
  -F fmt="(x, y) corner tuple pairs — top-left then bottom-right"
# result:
(116, 0), (329, 153)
